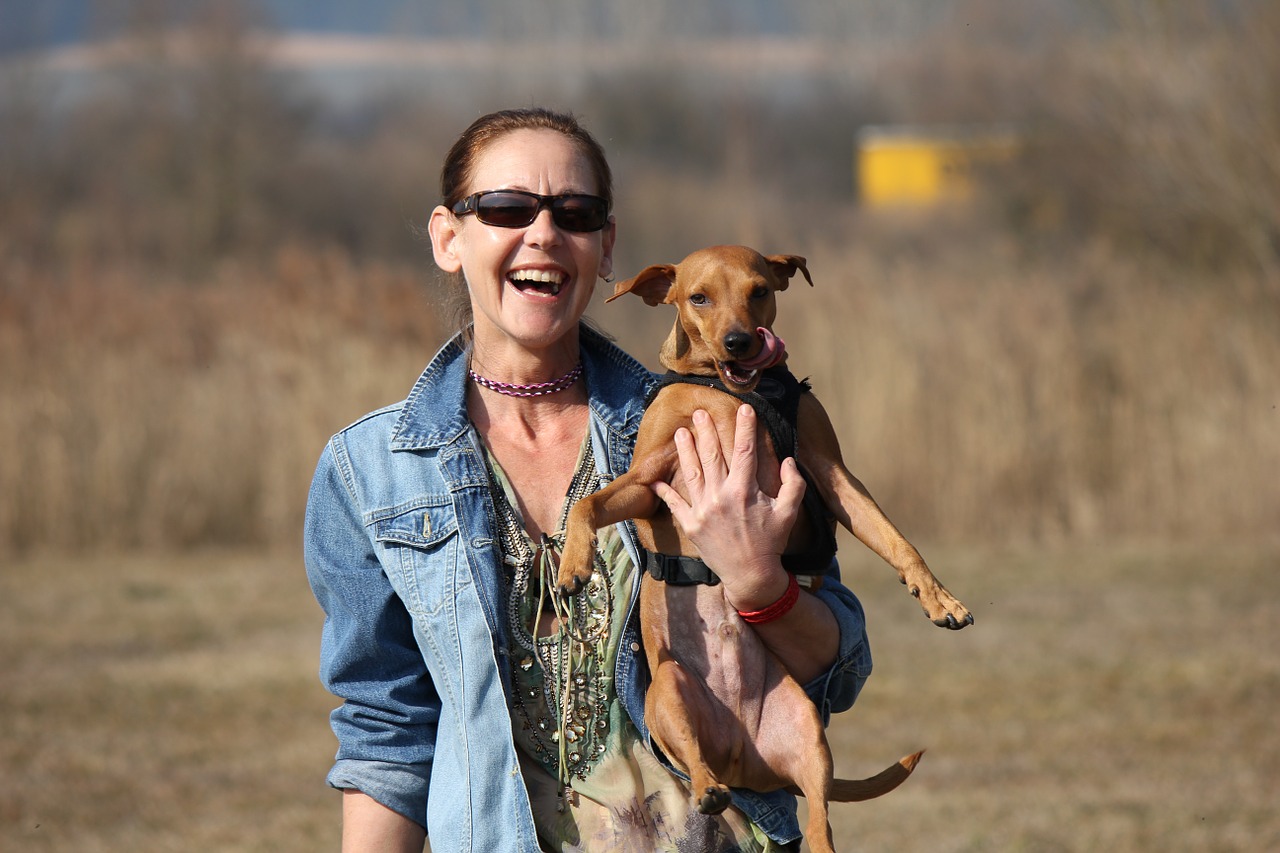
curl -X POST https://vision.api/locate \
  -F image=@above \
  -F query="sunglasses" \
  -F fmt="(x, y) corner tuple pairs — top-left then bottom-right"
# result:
(451, 190), (610, 233)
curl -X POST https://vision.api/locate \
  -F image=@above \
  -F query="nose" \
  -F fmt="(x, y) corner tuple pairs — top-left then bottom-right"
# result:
(524, 207), (562, 247)
(723, 331), (754, 357)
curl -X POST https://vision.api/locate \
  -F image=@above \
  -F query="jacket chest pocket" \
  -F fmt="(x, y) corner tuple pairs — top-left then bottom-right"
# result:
(373, 499), (465, 617)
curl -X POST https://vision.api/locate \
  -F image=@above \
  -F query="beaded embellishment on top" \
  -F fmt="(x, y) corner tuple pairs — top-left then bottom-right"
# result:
(485, 436), (613, 806)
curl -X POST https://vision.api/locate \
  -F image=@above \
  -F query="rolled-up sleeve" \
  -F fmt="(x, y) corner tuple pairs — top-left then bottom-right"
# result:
(303, 442), (439, 828)
(801, 564), (874, 725)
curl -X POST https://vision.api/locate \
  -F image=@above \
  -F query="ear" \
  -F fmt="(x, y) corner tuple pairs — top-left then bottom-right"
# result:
(428, 205), (463, 273)
(605, 263), (678, 306)
(596, 215), (618, 282)
(764, 254), (813, 291)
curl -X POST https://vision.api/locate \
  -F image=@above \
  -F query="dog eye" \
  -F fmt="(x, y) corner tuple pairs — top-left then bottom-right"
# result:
(690, 293), (708, 305)
(750, 286), (770, 300)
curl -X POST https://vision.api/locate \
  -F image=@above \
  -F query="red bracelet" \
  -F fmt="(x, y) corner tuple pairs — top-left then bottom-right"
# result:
(736, 574), (800, 624)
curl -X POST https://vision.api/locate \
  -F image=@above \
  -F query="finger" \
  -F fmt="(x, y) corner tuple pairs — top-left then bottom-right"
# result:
(774, 456), (807, 526)
(670, 426), (705, 498)
(729, 404), (758, 485)
(690, 409), (726, 482)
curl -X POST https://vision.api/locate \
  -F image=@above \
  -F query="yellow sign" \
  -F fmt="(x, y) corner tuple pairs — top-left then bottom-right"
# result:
(856, 125), (1019, 208)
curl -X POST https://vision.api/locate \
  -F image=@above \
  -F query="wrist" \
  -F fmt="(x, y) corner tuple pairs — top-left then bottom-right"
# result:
(735, 573), (800, 624)
(725, 565), (796, 621)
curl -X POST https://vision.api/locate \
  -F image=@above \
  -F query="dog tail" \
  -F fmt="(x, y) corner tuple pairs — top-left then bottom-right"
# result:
(821, 750), (925, 802)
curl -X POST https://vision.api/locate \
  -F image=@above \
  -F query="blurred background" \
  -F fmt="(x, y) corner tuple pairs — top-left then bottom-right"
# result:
(1, 0), (1277, 850)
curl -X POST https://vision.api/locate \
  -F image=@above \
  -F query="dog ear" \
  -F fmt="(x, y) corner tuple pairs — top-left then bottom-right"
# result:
(606, 264), (677, 305)
(764, 254), (814, 291)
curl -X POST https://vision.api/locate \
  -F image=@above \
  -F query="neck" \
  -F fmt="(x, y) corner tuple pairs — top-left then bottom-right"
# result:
(468, 326), (582, 388)
(467, 379), (589, 445)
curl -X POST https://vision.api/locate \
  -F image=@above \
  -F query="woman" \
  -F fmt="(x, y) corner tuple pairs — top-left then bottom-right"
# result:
(304, 107), (873, 852)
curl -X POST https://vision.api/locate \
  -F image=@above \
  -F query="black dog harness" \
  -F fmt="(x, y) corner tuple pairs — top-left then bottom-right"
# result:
(642, 366), (839, 586)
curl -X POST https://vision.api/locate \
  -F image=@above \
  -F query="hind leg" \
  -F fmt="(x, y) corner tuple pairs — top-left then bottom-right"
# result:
(645, 659), (733, 814)
(749, 689), (837, 852)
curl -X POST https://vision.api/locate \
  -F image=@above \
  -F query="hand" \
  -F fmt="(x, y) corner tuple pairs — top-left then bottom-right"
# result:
(651, 404), (806, 612)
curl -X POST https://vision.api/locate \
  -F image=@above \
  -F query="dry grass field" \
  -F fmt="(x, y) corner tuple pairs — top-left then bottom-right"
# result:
(4, 7), (1278, 848)
(1, 230), (1277, 851)
(3, 539), (1277, 852)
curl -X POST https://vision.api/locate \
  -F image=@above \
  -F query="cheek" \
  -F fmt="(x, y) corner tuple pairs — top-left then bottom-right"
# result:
(689, 309), (722, 342)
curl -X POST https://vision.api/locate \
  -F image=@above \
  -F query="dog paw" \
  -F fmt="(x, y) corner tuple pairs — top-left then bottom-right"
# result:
(910, 581), (974, 630)
(554, 564), (591, 597)
(555, 573), (588, 597)
(697, 785), (732, 815)
(554, 536), (597, 596)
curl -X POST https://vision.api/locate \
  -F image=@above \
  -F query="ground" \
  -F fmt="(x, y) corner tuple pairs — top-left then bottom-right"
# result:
(2, 540), (1277, 851)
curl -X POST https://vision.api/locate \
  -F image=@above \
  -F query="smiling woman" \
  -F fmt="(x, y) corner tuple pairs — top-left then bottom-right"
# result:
(302, 107), (874, 853)
(429, 124), (616, 371)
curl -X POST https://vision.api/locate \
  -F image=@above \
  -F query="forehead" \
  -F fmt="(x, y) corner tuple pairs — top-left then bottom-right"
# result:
(468, 128), (597, 194)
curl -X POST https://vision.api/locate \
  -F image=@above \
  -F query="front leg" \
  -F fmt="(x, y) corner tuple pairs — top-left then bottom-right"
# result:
(822, 464), (971, 628)
(556, 474), (661, 595)
(797, 396), (972, 629)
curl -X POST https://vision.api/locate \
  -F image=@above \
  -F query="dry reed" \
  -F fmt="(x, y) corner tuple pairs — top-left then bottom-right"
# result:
(2, 223), (1275, 556)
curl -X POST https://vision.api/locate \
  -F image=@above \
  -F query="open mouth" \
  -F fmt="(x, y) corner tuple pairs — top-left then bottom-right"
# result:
(508, 268), (566, 296)
(717, 327), (785, 389)
(718, 361), (760, 388)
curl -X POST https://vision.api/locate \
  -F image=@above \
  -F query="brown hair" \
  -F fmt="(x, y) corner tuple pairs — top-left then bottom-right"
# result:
(439, 107), (614, 210)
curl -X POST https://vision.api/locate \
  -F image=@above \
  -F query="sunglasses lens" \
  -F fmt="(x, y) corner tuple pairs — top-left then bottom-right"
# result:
(551, 196), (609, 232)
(468, 191), (608, 232)
(474, 193), (540, 228)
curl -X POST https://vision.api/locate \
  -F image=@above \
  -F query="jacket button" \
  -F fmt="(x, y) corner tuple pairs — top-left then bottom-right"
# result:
(630, 642), (641, 652)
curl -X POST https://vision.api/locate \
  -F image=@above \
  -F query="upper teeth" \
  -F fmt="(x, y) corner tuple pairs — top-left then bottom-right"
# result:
(510, 269), (565, 285)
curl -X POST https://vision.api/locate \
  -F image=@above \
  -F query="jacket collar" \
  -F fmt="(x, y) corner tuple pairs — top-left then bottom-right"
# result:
(389, 324), (651, 452)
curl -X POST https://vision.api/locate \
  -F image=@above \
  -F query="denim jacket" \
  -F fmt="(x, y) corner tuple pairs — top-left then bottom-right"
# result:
(304, 324), (874, 851)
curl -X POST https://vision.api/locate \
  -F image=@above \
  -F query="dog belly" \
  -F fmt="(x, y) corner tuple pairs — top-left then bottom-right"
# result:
(647, 583), (788, 735)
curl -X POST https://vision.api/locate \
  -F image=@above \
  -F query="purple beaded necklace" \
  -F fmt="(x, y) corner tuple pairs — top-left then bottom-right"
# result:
(469, 363), (583, 398)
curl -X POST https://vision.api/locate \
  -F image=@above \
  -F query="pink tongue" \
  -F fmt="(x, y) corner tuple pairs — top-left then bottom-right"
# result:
(737, 327), (785, 370)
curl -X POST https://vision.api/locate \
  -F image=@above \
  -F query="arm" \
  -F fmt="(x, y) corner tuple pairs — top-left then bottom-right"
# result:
(304, 443), (438, 845)
(651, 405), (840, 684)
(342, 790), (427, 853)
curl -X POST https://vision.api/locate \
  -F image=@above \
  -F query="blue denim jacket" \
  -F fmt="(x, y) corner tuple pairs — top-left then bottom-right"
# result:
(304, 325), (874, 851)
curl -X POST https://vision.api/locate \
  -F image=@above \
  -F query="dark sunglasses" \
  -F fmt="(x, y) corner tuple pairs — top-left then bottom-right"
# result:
(451, 190), (610, 233)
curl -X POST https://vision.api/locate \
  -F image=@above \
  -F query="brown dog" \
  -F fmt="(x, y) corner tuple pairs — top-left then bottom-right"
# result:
(556, 245), (970, 851)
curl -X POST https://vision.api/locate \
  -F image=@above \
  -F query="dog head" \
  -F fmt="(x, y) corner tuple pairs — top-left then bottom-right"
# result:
(608, 245), (812, 393)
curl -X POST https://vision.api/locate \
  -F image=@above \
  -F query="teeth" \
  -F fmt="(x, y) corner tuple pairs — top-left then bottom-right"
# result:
(510, 269), (565, 286)
(719, 362), (758, 385)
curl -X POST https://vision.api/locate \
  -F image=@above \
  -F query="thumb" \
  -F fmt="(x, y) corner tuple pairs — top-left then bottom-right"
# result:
(651, 481), (691, 517)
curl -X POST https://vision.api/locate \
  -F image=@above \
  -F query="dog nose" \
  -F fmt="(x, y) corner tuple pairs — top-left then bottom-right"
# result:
(723, 331), (754, 357)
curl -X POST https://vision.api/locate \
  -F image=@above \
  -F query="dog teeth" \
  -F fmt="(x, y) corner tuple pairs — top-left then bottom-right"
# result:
(720, 362), (758, 386)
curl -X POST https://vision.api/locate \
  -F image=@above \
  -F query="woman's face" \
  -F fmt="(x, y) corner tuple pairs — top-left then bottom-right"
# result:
(430, 128), (616, 355)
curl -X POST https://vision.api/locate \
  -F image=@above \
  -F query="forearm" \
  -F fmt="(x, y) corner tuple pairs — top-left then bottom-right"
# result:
(342, 790), (426, 853)
(719, 562), (840, 685)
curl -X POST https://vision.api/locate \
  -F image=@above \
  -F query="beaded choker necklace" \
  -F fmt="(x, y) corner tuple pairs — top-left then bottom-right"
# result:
(470, 363), (583, 398)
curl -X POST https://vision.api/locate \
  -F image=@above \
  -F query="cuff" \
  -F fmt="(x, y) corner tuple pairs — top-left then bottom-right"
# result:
(802, 580), (874, 723)
(326, 758), (432, 830)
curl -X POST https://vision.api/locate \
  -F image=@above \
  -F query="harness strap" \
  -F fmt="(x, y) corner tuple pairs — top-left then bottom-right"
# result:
(642, 366), (839, 585)
(645, 551), (720, 586)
